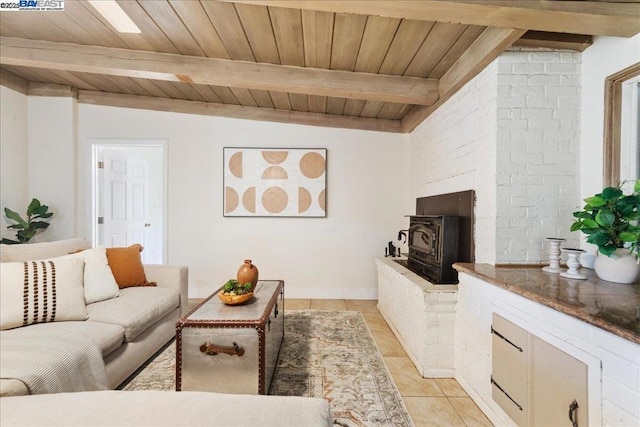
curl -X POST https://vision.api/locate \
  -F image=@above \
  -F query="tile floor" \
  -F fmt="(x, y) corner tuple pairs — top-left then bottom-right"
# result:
(285, 299), (493, 427)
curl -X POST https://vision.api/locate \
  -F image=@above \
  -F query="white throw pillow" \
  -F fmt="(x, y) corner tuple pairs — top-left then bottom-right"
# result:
(0, 258), (88, 330)
(52, 247), (120, 304)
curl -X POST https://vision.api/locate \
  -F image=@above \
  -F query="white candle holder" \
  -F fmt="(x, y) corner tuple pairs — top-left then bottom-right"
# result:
(560, 248), (587, 280)
(542, 238), (566, 274)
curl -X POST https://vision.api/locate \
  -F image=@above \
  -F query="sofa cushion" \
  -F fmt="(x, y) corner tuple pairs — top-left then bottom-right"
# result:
(106, 244), (155, 289)
(2, 321), (125, 358)
(1, 258), (88, 330)
(0, 390), (333, 427)
(0, 239), (91, 263)
(86, 287), (179, 342)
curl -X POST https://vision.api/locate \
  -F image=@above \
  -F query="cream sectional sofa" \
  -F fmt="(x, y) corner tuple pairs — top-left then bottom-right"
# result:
(1, 390), (333, 426)
(0, 240), (334, 426)
(0, 239), (188, 396)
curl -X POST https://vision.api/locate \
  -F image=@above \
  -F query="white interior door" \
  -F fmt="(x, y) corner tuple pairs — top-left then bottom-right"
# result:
(101, 147), (151, 262)
(93, 142), (165, 264)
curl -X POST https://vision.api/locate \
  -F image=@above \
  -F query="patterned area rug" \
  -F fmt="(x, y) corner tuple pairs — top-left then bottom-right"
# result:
(122, 311), (413, 427)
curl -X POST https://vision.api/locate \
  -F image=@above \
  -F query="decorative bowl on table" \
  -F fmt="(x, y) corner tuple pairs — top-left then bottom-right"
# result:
(218, 279), (255, 305)
(218, 290), (254, 305)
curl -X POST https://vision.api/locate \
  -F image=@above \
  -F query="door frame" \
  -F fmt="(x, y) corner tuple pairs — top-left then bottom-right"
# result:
(90, 139), (168, 263)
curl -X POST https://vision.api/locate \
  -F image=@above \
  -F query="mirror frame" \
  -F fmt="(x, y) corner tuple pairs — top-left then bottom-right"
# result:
(603, 62), (640, 187)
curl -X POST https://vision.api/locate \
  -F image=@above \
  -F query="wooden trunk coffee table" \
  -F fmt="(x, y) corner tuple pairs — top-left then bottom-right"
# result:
(175, 280), (284, 395)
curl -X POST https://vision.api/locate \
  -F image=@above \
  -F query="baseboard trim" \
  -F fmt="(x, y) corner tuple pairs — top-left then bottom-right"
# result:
(284, 286), (378, 300)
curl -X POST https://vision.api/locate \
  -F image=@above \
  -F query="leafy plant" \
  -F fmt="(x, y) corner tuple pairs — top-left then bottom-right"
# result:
(1, 199), (54, 245)
(222, 279), (253, 295)
(570, 180), (640, 257)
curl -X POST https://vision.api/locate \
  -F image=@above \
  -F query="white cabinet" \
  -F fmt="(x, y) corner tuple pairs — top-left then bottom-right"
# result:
(454, 272), (639, 426)
(491, 313), (588, 427)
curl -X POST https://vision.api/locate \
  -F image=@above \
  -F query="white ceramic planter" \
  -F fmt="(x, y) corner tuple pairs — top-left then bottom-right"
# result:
(594, 248), (640, 284)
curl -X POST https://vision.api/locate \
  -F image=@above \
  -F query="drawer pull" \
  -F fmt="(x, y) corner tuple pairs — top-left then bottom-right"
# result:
(569, 400), (579, 427)
(200, 341), (245, 357)
(491, 326), (523, 352)
(491, 376), (523, 411)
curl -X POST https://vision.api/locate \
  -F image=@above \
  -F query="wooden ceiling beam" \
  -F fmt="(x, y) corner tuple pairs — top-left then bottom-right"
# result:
(226, 0), (640, 37)
(0, 67), (28, 95)
(28, 82), (77, 98)
(440, 27), (527, 97)
(402, 27), (526, 133)
(514, 31), (593, 52)
(77, 91), (403, 133)
(0, 37), (438, 106)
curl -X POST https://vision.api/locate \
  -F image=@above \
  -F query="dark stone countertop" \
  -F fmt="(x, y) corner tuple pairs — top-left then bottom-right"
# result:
(453, 263), (640, 345)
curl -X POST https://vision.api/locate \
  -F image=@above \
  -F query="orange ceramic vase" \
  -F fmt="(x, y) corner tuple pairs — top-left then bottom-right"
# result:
(237, 259), (259, 290)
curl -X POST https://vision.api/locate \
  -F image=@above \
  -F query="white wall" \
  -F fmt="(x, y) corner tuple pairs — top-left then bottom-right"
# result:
(581, 34), (640, 200)
(0, 86), (28, 242)
(0, 89), (76, 243)
(78, 105), (409, 298)
(27, 96), (78, 241)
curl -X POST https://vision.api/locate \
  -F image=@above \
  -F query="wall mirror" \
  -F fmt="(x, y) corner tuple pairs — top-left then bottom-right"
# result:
(603, 62), (640, 191)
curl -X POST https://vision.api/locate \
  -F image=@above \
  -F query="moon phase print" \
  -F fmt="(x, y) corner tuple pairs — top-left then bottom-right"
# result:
(223, 148), (327, 217)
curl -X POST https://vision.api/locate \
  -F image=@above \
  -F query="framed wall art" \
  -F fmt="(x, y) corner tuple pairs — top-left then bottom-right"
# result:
(223, 147), (327, 217)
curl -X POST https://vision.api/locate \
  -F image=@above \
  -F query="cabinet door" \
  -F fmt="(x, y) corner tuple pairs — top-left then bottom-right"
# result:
(492, 314), (529, 426)
(531, 336), (588, 427)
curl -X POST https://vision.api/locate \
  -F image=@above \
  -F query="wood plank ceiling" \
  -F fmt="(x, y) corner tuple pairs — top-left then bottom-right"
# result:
(1, 1), (639, 133)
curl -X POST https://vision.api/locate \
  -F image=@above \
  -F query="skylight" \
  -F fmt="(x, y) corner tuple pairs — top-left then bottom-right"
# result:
(88, 0), (141, 34)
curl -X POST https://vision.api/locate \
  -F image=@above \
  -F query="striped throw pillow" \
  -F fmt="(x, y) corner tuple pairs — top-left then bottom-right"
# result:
(0, 258), (88, 330)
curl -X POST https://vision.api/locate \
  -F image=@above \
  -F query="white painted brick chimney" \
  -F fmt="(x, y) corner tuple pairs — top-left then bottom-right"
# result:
(410, 50), (581, 264)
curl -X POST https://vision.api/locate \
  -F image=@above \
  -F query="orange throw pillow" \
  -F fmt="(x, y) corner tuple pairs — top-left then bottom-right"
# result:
(105, 244), (156, 289)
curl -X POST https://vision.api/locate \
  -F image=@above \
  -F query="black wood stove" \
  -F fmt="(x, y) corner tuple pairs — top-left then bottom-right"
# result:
(405, 215), (459, 284)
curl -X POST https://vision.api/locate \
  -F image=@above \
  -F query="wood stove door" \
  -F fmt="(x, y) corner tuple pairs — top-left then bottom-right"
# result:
(409, 223), (440, 263)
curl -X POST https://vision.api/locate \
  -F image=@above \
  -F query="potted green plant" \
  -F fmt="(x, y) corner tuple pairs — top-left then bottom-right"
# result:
(570, 180), (640, 283)
(1, 198), (54, 245)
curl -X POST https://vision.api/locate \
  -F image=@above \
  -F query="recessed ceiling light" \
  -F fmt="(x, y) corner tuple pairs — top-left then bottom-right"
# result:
(88, 0), (141, 34)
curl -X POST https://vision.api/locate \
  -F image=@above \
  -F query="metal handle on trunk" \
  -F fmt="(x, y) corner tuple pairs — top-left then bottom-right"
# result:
(200, 341), (245, 357)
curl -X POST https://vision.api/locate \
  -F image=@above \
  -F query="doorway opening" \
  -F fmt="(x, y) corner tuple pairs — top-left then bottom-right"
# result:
(91, 140), (167, 264)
